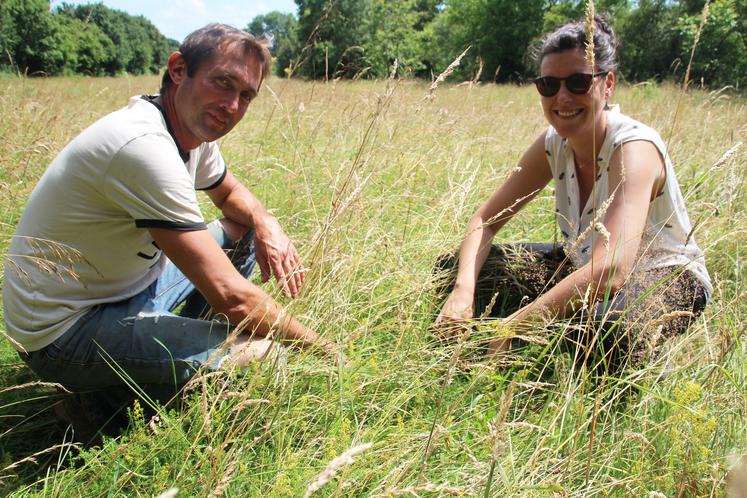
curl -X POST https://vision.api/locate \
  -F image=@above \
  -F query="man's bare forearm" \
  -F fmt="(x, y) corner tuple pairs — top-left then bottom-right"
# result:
(225, 287), (323, 348)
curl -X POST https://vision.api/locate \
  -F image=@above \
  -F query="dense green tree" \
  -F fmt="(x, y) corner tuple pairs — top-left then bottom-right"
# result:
(427, 0), (546, 83)
(363, 0), (430, 77)
(1, 0), (64, 75)
(294, 0), (370, 79)
(56, 3), (173, 75)
(57, 3), (130, 74)
(56, 15), (115, 75)
(679, 0), (709, 14)
(675, 0), (747, 87)
(618, 0), (682, 82)
(0, 1), (172, 77)
(247, 11), (300, 77)
(542, 0), (630, 32)
(0, 2), (19, 71)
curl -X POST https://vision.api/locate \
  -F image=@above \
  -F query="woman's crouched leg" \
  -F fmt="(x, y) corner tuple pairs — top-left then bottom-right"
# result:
(564, 267), (708, 373)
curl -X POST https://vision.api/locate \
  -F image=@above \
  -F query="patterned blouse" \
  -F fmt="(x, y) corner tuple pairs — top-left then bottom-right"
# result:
(545, 106), (712, 296)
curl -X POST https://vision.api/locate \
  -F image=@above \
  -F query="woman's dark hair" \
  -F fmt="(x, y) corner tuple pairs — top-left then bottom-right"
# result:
(161, 23), (272, 93)
(534, 15), (619, 73)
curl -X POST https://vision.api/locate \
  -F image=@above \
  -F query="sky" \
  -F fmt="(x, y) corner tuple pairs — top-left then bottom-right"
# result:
(50, 0), (297, 42)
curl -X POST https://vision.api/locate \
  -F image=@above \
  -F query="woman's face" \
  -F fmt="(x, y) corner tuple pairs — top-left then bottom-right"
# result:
(538, 48), (614, 142)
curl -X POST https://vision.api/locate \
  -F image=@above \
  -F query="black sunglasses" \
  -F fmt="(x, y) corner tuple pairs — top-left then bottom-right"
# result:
(533, 71), (608, 97)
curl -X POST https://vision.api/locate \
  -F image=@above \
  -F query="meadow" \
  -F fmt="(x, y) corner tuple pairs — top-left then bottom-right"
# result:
(0, 73), (745, 496)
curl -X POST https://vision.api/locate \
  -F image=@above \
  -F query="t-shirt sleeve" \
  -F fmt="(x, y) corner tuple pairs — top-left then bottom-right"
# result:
(195, 141), (227, 190)
(105, 133), (207, 230)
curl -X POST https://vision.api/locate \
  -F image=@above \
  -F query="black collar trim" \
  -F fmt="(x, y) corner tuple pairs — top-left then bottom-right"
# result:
(140, 95), (190, 163)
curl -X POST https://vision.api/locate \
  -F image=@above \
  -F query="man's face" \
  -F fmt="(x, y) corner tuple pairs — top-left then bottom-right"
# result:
(173, 42), (262, 146)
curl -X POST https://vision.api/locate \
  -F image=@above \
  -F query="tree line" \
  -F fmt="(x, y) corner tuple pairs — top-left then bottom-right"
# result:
(251, 0), (746, 89)
(0, 0), (176, 76)
(1, 0), (744, 89)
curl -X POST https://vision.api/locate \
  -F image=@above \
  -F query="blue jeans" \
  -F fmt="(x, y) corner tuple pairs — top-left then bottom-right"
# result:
(23, 220), (257, 398)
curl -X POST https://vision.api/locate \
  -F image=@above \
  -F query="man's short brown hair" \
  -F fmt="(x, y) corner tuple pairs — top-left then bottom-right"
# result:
(161, 23), (272, 93)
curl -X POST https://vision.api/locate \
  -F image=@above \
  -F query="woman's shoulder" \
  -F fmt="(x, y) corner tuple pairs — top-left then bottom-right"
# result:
(607, 108), (664, 146)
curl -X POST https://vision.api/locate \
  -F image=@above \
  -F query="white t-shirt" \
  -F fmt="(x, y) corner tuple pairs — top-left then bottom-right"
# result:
(3, 96), (227, 352)
(546, 107), (712, 296)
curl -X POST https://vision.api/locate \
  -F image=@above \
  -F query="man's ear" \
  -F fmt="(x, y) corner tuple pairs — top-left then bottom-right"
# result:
(167, 51), (187, 85)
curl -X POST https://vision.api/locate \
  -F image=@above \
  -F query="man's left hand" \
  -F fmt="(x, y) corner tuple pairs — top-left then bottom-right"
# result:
(253, 215), (305, 298)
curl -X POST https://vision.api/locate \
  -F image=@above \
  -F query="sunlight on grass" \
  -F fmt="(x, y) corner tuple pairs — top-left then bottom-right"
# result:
(0, 74), (745, 496)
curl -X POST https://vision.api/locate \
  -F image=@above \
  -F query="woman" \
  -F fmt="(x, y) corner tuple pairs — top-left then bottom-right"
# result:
(435, 16), (711, 370)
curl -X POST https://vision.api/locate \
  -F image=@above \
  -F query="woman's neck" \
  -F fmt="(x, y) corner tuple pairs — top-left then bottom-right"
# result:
(569, 110), (608, 168)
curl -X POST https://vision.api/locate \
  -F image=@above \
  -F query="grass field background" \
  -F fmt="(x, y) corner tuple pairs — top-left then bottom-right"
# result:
(0, 74), (745, 496)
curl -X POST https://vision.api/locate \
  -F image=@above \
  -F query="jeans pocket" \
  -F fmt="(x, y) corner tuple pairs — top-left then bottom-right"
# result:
(43, 340), (64, 361)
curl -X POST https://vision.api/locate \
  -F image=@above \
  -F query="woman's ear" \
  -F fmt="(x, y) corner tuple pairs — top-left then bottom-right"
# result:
(604, 71), (616, 100)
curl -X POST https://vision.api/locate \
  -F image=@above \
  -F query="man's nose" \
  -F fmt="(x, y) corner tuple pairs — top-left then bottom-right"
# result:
(221, 92), (240, 114)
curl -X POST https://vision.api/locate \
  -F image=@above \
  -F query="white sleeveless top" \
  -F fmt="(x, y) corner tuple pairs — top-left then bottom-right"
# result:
(545, 107), (712, 296)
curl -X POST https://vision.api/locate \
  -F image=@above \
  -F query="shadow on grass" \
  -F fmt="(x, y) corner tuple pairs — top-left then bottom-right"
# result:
(0, 360), (83, 494)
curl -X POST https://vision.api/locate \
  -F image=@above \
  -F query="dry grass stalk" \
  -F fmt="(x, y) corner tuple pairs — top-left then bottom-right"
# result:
(683, 1), (711, 93)
(425, 46), (471, 101)
(667, 0), (711, 141)
(6, 236), (89, 286)
(388, 58), (399, 80)
(474, 190), (538, 237)
(594, 222), (611, 248)
(624, 431), (651, 447)
(483, 381), (515, 497)
(208, 451), (241, 498)
(421, 411), (450, 474)
(507, 421), (545, 432)
(649, 310), (693, 329)
(471, 57), (484, 87)
(0, 381), (70, 395)
(711, 141), (743, 170)
(230, 398), (271, 414)
(479, 290), (500, 319)
(0, 442), (80, 474)
(333, 45), (365, 80)
(377, 482), (465, 497)
(567, 193), (615, 257)
(303, 442), (372, 498)
(584, 0), (596, 69)
(0, 331), (27, 353)
(488, 382), (515, 460)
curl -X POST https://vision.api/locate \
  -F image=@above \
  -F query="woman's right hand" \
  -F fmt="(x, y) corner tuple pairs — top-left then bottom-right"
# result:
(434, 289), (475, 340)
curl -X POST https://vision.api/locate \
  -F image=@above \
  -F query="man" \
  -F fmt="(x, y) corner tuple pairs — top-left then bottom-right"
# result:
(3, 24), (332, 421)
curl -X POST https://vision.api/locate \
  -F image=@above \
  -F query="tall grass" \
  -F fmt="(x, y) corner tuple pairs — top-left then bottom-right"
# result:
(0, 74), (745, 496)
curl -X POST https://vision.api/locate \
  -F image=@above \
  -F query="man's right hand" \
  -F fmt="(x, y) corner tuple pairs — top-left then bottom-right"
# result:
(253, 214), (305, 298)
